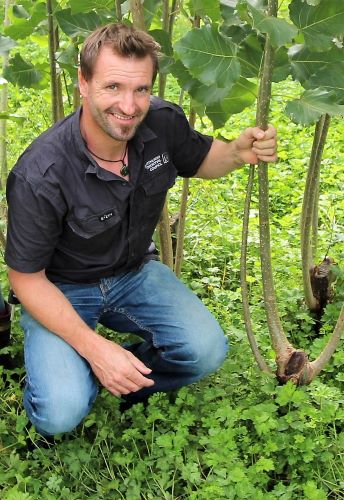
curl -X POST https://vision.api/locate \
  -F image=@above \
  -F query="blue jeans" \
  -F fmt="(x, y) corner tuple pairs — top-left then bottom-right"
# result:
(21, 261), (228, 435)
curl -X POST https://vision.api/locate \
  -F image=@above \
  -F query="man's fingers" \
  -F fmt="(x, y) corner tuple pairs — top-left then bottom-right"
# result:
(129, 352), (154, 376)
(252, 146), (276, 156)
(256, 154), (278, 163)
(250, 125), (276, 141)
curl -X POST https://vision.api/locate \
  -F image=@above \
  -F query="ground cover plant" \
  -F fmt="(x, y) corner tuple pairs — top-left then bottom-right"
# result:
(0, 0), (343, 498)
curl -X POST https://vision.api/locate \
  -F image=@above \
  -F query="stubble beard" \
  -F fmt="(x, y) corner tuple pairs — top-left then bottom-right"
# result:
(93, 105), (147, 142)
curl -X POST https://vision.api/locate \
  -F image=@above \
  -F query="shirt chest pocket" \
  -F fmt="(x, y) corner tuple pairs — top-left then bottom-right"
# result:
(67, 206), (122, 239)
(141, 169), (176, 197)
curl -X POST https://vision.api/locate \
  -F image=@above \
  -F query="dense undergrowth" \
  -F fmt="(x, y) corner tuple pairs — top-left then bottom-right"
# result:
(0, 76), (343, 498)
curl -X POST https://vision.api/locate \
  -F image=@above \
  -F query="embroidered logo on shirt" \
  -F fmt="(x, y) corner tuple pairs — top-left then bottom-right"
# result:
(144, 152), (169, 172)
(99, 211), (114, 221)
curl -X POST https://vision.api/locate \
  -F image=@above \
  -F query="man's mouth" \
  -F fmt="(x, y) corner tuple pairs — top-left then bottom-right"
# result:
(109, 111), (136, 121)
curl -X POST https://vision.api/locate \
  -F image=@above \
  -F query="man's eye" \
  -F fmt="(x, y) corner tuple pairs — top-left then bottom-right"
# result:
(108, 85), (118, 90)
(137, 87), (150, 94)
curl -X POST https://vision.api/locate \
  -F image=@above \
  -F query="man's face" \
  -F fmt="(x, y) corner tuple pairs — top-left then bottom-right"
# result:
(78, 46), (154, 142)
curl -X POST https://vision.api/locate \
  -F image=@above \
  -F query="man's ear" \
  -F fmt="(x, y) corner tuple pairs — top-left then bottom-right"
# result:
(78, 68), (88, 98)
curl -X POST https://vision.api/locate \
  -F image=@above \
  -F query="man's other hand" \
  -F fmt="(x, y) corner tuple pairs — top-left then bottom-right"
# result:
(234, 125), (278, 166)
(88, 337), (154, 396)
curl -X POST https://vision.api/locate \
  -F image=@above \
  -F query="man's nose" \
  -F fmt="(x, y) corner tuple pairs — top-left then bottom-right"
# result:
(118, 92), (136, 116)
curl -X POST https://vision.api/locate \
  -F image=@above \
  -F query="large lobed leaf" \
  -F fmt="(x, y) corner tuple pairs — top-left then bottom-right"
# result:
(69, 0), (114, 15)
(55, 9), (109, 39)
(290, 0), (344, 52)
(238, 0), (297, 48)
(238, 33), (290, 82)
(206, 77), (258, 129)
(290, 44), (344, 103)
(174, 25), (240, 90)
(4, 2), (46, 40)
(3, 53), (48, 89)
(285, 88), (344, 125)
(188, 0), (222, 23)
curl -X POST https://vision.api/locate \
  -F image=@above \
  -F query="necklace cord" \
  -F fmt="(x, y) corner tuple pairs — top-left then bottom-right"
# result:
(85, 143), (129, 176)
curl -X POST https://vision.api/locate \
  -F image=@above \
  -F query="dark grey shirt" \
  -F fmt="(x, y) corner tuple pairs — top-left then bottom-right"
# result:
(5, 97), (213, 283)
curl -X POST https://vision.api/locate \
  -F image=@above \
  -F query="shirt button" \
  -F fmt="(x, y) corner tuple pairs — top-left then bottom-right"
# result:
(121, 181), (127, 186)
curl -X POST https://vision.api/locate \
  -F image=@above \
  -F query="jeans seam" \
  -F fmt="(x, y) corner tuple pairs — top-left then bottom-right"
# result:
(104, 306), (157, 347)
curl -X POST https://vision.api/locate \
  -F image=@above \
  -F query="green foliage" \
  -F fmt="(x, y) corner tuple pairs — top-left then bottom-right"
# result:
(285, 89), (344, 125)
(3, 53), (48, 89)
(289, 0), (344, 51)
(174, 25), (240, 90)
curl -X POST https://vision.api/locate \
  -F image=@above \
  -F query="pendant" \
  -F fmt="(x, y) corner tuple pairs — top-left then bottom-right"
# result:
(120, 164), (129, 177)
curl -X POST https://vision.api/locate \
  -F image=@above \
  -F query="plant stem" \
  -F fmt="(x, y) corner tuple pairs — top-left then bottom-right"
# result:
(301, 114), (331, 311)
(158, 202), (174, 269)
(115, 0), (122, 20)
(257, 0), (291, 353)
(240, 165), (271, 372)
(174, 15), (200, 276)
(129, 0), (145, 30)
(158, 0), (170, 98)
(47, 0), (61, 124)
(174, 106), (197, 277)
(308, 303), (344, 380)
(0, 0), (11, 190)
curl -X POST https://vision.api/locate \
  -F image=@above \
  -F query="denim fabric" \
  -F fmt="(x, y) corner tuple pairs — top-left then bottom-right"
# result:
(21, 260), (228, 435)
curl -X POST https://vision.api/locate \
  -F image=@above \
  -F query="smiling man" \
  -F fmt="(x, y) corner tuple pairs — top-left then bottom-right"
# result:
(5, 23), (277, 437)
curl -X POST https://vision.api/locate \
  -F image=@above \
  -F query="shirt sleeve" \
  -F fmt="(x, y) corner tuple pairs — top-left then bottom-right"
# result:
(5, 171), (65, 273)
(170, 104), (213, 178)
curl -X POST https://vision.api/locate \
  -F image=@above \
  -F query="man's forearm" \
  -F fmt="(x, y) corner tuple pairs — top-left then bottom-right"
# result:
(195, 139), (243, 179)
(8, 268), (100, 359)
(195, 125), (278, 179)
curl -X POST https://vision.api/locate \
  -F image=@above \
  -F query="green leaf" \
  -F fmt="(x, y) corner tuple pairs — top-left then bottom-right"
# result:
(220, 0), (242, 26)
(285, 88), (344, 125)
(206, 77), (257, 129)
(3, 53), (44, 89)
(57, 45), (79, 81)
(0, 35), (17, 55)
(55, 8), (108, 39)
(290, 0), (344, 51)
(245, 0), (297, 48)
(238, 34), (290, 81)
(290, 44), (344, 84)
(306, 61), (344, 104)
(143, 0), (162, 30)
(174, 25), (240, 90)
(12, 5), (30, 19)
(188, 0), (222, 22)
(69, 0), (115, 14)
(170, 60), (229, 106)
(238, 33), (262, 78)
(149, 29), (173, 57)
(5, 2), (47, 40)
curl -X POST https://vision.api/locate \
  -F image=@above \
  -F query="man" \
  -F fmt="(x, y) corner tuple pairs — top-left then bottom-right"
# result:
(5, 23), (277, 436)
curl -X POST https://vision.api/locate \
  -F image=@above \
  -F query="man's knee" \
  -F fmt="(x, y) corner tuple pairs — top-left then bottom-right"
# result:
(25, 384), (97, 436)
(168, 325), (228, 378)
(193, 327), (228, 376)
